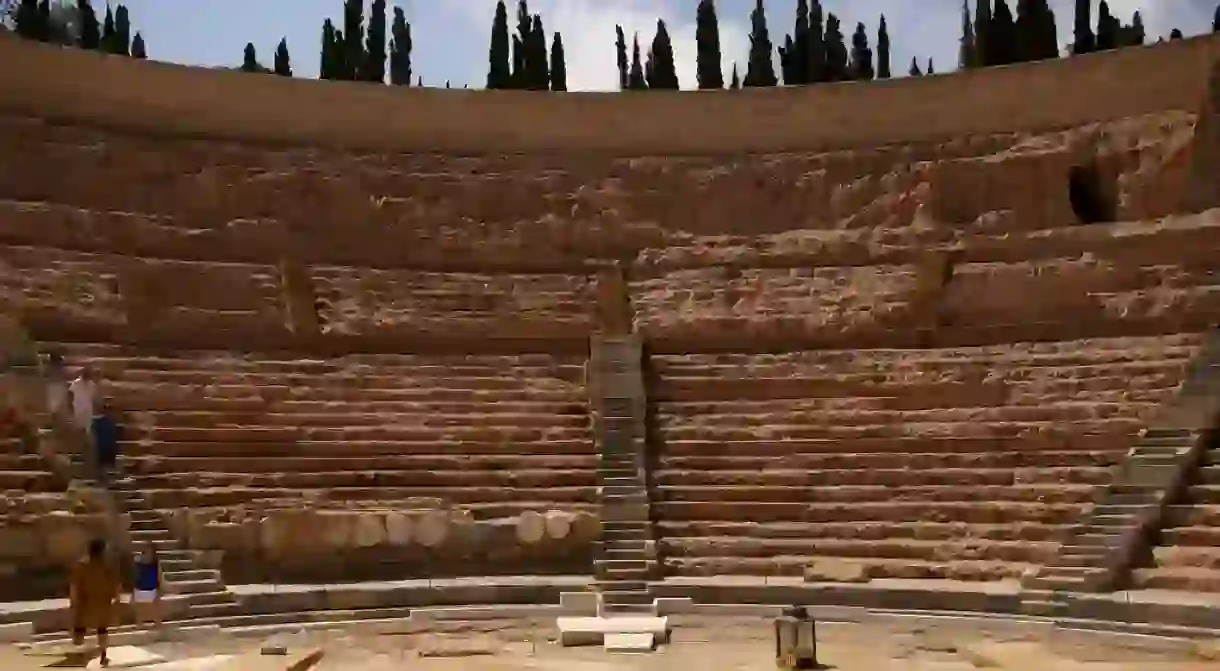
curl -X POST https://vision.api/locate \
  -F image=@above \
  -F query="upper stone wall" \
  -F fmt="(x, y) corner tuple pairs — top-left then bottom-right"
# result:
(0, 34), (1216, 155)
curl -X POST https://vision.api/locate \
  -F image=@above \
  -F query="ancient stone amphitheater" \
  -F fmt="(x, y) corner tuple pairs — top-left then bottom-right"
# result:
(3, 28), (1220, 660)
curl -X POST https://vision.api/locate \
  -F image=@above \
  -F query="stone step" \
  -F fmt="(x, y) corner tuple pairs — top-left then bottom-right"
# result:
(601, 603), (656, 615)
(1076, 533), (1125, 547)
(1089, 514), (1137, 526)
(1083, 524), (1136, 536)
(1089, 504), (1147, 516)
(602, 477), (641, 488)
(1107, 492), (1158, 505)
(164, 579), (224, 595)
(596, 579), (649, 592)
(158, 559), (195, 572)
(163, 568), (221, 583)
(602, 485), (645, 497)
(1017, 598), (1068, 618)
(128, 519), (165, 532)
(601, 590), (654, 606)
(1056, 544), (1110, 558)
(598, 468), (641, 479)
(181, 590), (237, 606)
(129, 528), (174, 542)
(128, 510), (161, 522)
(185, 601), (244, 618)
(1142, 428), (1194, 440)
(1025, 574), (1088, 591)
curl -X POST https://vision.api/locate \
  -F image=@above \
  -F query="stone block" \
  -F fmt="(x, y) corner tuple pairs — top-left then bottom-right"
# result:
(0, 621), (32, 643)
(85, 645), (165, 669)
(560, 591), (600, 616)
(804, 559), (873, 584)
(603, 632), (654, 653)
(557, 616), (668, 647)
(653, 597), (693, 616)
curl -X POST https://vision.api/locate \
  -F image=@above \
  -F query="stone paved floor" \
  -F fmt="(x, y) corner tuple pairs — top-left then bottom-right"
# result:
(11, 616), (1214, 670)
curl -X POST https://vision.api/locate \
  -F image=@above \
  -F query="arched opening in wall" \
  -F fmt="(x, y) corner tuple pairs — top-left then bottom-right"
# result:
(1068, 162), (1116, 225)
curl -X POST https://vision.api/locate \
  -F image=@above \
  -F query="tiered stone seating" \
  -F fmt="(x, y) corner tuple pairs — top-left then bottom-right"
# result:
(650, 335), (1200, 581)
(1135, 432), (1220, 592)
(53, 345), (595, 518)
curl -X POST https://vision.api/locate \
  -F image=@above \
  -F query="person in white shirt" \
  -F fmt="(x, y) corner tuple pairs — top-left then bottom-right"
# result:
(69, 365), (100, 437)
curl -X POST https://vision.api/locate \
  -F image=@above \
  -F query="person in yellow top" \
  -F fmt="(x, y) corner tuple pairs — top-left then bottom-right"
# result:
(70, 538), (123, 667)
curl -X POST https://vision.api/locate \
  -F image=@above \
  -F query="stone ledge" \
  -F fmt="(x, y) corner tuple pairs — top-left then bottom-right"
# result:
(8, 576), (1220, 645)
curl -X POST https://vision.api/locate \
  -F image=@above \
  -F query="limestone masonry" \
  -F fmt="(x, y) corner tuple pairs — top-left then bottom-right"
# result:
(1, 34), (1220, 628)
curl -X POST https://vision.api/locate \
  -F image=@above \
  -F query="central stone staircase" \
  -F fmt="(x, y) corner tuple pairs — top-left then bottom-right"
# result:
(590, 336), (659, 615)
(107, 478), (241, 619)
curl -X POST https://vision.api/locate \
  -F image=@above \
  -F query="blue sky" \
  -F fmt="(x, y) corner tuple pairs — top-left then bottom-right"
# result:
(118, 0), (1217, 89)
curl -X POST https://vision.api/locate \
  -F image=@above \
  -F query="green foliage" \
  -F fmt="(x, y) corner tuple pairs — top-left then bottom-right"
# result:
(695, 0), (722, 89)
(390, 6), (412, 86)
(959, 1), (977, 69)
(646, 19), (678, 89)
(615, 24), (628, 90)
(823, 13), (847, 81)
(877, 15), (891, 79)
(241, 42), (261, 72)
(908, 56), (921, 77)
(77, 0), (98, 49)
(129, 30), (144, 57)
(743, 0), (776, 87)
(274, 37), (291, 76)
(486, 0), (510, 88)
(341, 0), (364, 80)
(549, 32), (566, 91)
(627, 33), (646, 90)
(362, 0), (385, 82)
(527, 14), (549, 90)
(1072, 0), (1094, 54)
(849, 21), (873, 80)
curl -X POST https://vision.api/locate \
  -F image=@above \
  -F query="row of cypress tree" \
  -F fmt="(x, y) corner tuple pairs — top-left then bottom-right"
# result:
(486, 0), (568, 91)
(12, 0), (145, 58)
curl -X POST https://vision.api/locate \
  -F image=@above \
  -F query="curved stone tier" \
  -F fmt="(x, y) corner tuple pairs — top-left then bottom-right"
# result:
(2, 30), (1220, 650)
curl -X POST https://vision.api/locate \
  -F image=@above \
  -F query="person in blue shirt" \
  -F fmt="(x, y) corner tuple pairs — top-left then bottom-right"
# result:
(90, 400), (122, 483)
(131, 542), (163, 629)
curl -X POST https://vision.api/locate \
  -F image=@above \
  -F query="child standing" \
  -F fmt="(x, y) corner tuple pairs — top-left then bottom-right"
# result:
(132, 543), (163, 629)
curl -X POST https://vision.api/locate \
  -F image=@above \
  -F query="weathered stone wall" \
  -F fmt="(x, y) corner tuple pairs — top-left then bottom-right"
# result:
(1, 36), (1219, 587)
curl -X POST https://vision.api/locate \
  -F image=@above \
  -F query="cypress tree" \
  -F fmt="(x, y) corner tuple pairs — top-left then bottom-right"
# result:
(101, 3), (114, 52)
(1017, 0), (1057, 61)
(550, 32), (566, 91)
(695, 0), (724, 89)
(1096, 0), (1118, 50)
(113, 3), (129, 55)
(778, 34), (795, 85)
(390, 7), (412, 86)
(77, 0), (100, 49)
(511, 0), (531, 88)
(342, 0), (364, 80)
(511, 34), (525, 88)
(1214, 5), (1220, 32)
(927, 58), (935, 74)
(615, 25), (629, 90)
(130, 31), (145, 58)
(849, 22), (873, 80)
(974, 0), (991, 66)
(909, 57), (921, 76)
(36, 0), (50, 41)
(320, 20), (337, 80)
(647, 19), (678, 89)
(274, 38), (291, 76)
(808, 0), (825, 82)
(823, 13), (847, 81)
(1039, 0), (1060, 60)
(362, 0), (386, 82)
(1126, 11), (1145, 46)
(793, 0), (810, 85)
(241, 43), (261, 73)
(877, 15), (891, 79)
(14, 0), (39, 40)
(1170, 28), (1183, 40)
(988, 0), (1017, 66)
(743, 0), (777, 87)
(487, 1), (511, 88)
(1072, 0), (1094, 54)
(628, 34), (647, 90)
(528, 14), (549, 90)
(959, 0), (978, 69)
(730, 63), (740, 89)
